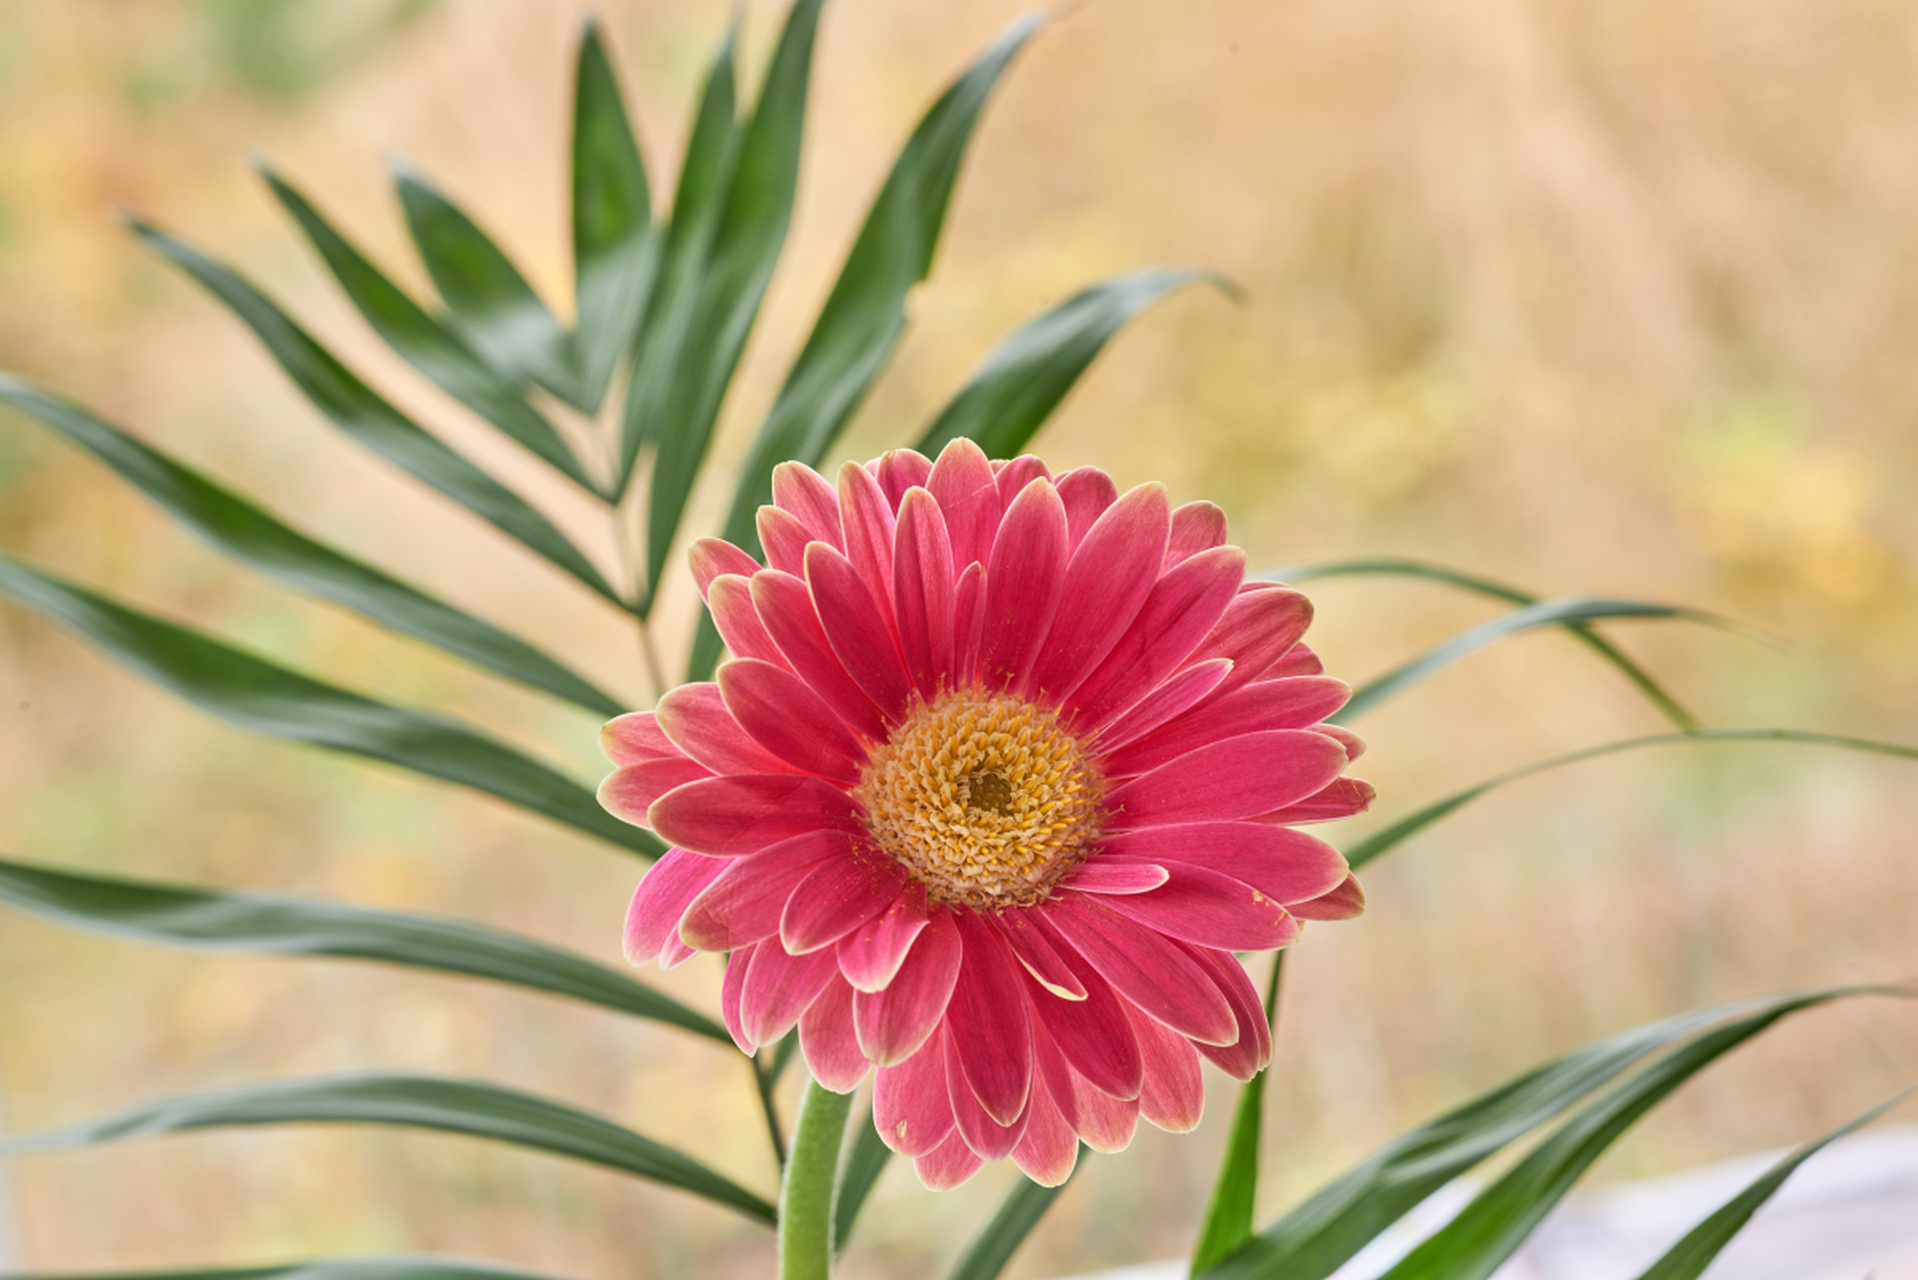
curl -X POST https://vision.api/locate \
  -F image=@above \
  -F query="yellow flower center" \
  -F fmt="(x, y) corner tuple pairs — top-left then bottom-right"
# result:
(858, 691), (1105, 909)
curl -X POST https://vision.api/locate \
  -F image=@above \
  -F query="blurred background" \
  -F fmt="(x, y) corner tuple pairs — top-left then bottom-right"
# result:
(1, 0), (1916, 1275)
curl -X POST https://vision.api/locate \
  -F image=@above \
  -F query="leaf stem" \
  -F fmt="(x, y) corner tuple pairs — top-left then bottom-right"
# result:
(779, 1079), (855, 1279)
(754, 1049), (789, 1168)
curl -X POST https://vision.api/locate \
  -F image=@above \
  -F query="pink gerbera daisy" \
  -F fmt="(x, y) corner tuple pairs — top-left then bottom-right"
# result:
(600, 439), (1371, 1189)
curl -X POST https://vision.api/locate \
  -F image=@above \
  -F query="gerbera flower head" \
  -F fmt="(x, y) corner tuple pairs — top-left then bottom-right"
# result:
(600, 440), (1371, 1189)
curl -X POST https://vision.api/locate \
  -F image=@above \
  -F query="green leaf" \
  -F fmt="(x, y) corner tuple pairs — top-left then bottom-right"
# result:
(0, 376), (623, 717)
(715, 13), (1043, 557)
(261, 166), (597, 493)
(1343, 728), (1918, 872)
(640, 0), (825, 610)
(1262, 558), (1699, 731)
(130, 219), (626, 609)
(0, 558), (661, 857)
(946, 1167), (1077, 1280)
(571, 19), (657, 413)
(914, 268), (1217, 460)
(0, 1257), (573, 1280)
(0, 853), (721, 1041)
(1, 1073), (776, 1225)
(833, 1109), (893, 1251)
(1334, 596), (1727, 724)
(1190, 954), (1284, 1273)
(393, 167), (585, 410)
(1195, 988), (1901, 1280)
(1633, 1085), (1917, 1280)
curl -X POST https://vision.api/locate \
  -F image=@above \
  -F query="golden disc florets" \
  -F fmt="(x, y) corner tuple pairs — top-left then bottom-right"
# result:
(858, 691), (1105, 908)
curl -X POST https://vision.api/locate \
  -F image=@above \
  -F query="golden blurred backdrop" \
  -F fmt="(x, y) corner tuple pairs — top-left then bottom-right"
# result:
(1, 0), (1916, 1276)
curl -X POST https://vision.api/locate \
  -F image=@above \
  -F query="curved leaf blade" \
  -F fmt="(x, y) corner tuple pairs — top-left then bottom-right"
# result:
(260, 166), (598, 492)
(1191, 955), (1285, 1273)
(946, 1166), (1078, 1280)
(571, 19), (658, 413)
(0, 376), (623, 717)
(0, 1257), (573, 1280)
(130, 219), (625, 608)
(833, 1109), (893, 1251)
(1, 1073), (775, 1225)
(914, 267), (1218, 460)
(716, 13), (1044, 555)
(0, 558), (660, 857)
(0, 854), (720, 1040)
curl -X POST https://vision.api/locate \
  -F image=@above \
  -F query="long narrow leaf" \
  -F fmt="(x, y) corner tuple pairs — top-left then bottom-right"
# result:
(571, 20), (657, 412)
(833, 1110), (893, 1251)
(1196, 988), (1891, 1280)
(641, 0), (825, 608)
(1190, 954), (1285, 1273)
(1632, 1086), (1918, 1280)
(0, 854), (721, 1041)
(0, 376), (622, 717)
(0, 1258), (573, 1280)
(394, 168), (585, 409)
(0, 558), (660, 857)
(130, 220), (625, 608)
(1262, 557), (1699, 731)
(1335, 596), (1723, 724)
(1, 1073), (776, 1225)
(946, 1167), (1077, 1280)
(716, 14), (1043, 556)
(914, 268), (1216, 460)
(1344, 728), (1918, 872)
(260, 167), (599, 492)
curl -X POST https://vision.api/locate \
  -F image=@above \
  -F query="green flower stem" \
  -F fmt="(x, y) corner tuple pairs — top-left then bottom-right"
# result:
(778, 1079), (856, 1280)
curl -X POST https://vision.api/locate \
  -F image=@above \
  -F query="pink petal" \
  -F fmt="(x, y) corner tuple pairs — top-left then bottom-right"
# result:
(1011, 1067), (1080, 1186)
(927, 438), (1001, 572)
(599, 756), (712, 828)
(772, 461), (843, 548)
(1040, 896), (1238, 1047)
(992, 913), (1087, 1000)
(1064, 861), (1170, 894)
(875, 448), (934, 510)
(838, 461), (899, 640)
(1055, 466), (1119, 553)
(836, 881), (932, 992)
(875, 1031), (954, 1156)
(976, 479), (1069, 692)
(1188, 586), (1314, 696)
(718, 658), (869, 784)
(708, 574), (792, 670)
(622, 848), (727, 965)
(1102, 676), (1354, 777)
(799, 977), (870, 1093)
(1093, 658), (1234, 758)
(1102, 823), (1349, 906)
(1067, 545), (1247, 731)
(945, 914), (1035, 1125)
(1022, 951), (1144, 1101)
(678, 830), (850, 950)
(914, 1127), (986, 1191)
(1313, 723), (1366, 763)
(1255, 775), (1376, 824)
(722, 945), (754, 1052)
(751, 570), (891, 743)
(852, 909), (962, 1064)
(1185, 946), (1272, 1081)
(648, 773), (864, 856)
(1092, 864), (1301, 952)
(757, 505), (814, 577)
(1033, 1020), (1139, 1153)
(994, 453), (1052, 506)
(781, 853), (910, 954)
(1267, 643), (1324, 678)
(739, 941), (840, 1047)
(654, 682), (795, 775)
(892, 487), (957, 700)
(1164, 501), (1227, 568)
(659, 936), (697, 970)
(1289, 871), (1366, 920)
(1027, 482), (1171, 701)
(1107, 730), (1349, 828)
(1126, 1004), (1205, 1132)
(805, 542), (916, 726)
(690, 538), (762, 599)
(945, 1030), (1030, 1158)
(600, 711), (676, 766)
(951, 561), (986, 686)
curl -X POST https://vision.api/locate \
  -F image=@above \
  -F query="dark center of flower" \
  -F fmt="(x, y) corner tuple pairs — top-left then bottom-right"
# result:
(964, 770), (1015, 816)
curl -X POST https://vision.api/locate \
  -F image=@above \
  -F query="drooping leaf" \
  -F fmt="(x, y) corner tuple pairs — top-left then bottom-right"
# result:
(130, 219), (626, 608)
(261, 166), (598, 492)
(0, 854), (720, 1040)
(1344, 728), (1918, 872)
(1190, 954), (1284, 1273)
(914, 268), (1218, 460)
(1196, 988), (1898, 1280)
(1261, 557), (1700, 731)
(571, 19), (658, 412)
(833, 1109), (893, 1251)
(1335, 596), (1727, 724)
(1, 1073), (776, 1225)
(0, 1258), (573, 1280)
(0, 558), (660, 857)
(715, 13), (1043, 554)
(0, 376), (623, 717)
(393, 167), (585, 409)
(946, 1168), (1078, 1280)
(641, 0), (825, 609)
(1630, 1086), (1917, 1280)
